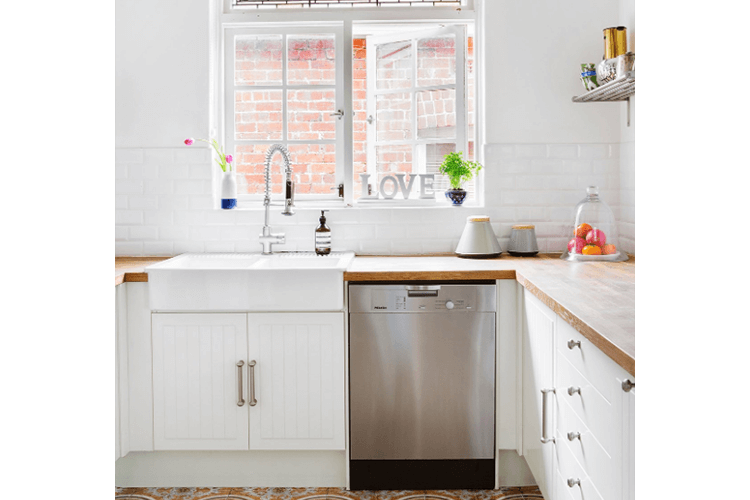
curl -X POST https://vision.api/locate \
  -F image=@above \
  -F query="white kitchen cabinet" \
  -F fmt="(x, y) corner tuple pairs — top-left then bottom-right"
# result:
(116, 288), (122, 461)
(522, 290), (557, 499)
(152, 313), (249, 450)
(247, 312), (345, 450)
(150, 312), (345, 452)
(116, 284), (130, 460)
(522, 290), (635, 500)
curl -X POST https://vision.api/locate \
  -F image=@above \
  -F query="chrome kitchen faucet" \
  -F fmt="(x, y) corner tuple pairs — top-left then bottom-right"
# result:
(259, 144), (295, 255)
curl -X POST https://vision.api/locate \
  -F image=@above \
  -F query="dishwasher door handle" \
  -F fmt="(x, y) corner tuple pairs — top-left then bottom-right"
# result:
(406, 285), (441, 297)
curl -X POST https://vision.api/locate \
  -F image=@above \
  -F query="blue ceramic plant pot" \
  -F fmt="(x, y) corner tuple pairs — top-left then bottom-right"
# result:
(445, 189), (467, 206)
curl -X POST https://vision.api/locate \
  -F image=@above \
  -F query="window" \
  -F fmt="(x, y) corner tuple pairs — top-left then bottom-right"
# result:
(233, 0), (466, 9)
(219, 5), (479, 206)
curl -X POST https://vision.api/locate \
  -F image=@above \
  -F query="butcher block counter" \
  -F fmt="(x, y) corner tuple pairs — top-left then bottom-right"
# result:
(115, 253), (635, 375)
(115, 257), (169, 286)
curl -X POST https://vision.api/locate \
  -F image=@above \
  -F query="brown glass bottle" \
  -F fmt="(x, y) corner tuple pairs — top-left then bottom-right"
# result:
(315, 210), (331, 255)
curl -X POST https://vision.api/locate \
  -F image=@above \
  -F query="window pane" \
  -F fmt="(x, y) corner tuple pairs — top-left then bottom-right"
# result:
(417, 35), (456, 87)
(467, 35), (475, 160)
(235, 144), (274, 195)
(376, 93), (412, 141)
(287, 89), (336, 141)
(235, 144), (337, 196)
(417, 89), (456, 139)
(288, 144), (337, 194)
(287, 35), (336, 85)
(353, 38), (368, 200)
(235, 90), (283, 141)
(376, 41), (412, 90)
(235, 35), (283, 86)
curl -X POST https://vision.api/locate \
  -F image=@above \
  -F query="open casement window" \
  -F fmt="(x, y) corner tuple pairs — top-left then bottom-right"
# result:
(361, 25), (469, 204)
(225, 26), (346, 203)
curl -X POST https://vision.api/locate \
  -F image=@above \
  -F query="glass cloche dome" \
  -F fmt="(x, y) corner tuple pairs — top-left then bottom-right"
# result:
(561, 186), (627, 262)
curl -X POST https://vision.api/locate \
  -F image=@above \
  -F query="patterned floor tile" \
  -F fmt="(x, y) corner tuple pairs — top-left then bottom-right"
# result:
(116, 487), (543, 500)
(228, 487), (329, 500)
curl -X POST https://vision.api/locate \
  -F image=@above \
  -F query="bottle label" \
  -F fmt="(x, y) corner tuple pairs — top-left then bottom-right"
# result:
(316, 234), (331, 249)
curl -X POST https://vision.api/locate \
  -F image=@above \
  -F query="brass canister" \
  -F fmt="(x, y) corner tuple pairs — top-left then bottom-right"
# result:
(603, 26), (628, 59)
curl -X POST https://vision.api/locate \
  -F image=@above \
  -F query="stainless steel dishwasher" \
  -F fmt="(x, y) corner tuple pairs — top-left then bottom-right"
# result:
(349, 283), (496, 490)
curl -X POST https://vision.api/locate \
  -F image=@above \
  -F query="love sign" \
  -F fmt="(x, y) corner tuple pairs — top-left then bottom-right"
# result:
(359, 173), (436, 200)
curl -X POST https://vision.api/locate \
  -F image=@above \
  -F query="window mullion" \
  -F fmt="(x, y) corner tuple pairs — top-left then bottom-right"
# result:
(282, 34), (288, 145)
(341, 22), (352, 204)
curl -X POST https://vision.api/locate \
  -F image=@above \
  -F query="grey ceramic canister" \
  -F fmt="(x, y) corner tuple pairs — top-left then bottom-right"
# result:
(455, 216), (502, 258)
(507, 225), (539, 256)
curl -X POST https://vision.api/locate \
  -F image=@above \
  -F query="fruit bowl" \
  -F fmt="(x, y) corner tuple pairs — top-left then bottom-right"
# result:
(560, 186), (628, 262)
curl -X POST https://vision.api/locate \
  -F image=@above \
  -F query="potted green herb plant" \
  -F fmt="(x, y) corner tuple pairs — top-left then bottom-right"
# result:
(438, 151), (482, 206)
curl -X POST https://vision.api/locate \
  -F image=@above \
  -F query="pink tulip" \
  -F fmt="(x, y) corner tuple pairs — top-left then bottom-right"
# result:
(225, 154), (233, 163)
(184, 138), (194, 145)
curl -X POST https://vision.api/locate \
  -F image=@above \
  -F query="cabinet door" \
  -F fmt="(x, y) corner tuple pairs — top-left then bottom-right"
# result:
(522, 290), (556, 499)
(152, 313), (249, 450)
(621, 381), (635, 500)
(247, 312), (345, 450)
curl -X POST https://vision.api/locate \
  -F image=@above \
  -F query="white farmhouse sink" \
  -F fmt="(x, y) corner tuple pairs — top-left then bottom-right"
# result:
(146, 252), (355, 312)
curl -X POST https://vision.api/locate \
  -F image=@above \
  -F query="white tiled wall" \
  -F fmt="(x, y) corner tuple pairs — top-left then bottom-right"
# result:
(116, 143), (631, 256)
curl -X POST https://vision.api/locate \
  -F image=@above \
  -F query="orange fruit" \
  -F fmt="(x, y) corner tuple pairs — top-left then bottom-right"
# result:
(575, 223), (592, 239)
(582, 244), (602, 255)
(602, 244), (617, 255)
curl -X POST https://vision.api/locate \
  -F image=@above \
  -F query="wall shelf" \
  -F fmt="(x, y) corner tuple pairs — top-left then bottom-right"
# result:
(572, 71), (634, 103)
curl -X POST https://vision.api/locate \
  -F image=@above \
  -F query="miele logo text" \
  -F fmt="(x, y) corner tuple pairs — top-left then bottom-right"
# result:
(374, 306), (387, 309)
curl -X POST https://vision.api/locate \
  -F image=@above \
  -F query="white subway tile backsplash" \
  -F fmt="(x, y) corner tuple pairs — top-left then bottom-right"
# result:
(115, 143), (634, 256)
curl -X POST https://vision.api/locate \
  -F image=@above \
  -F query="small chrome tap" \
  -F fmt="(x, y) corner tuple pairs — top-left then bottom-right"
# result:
(259, 144), (295, 254)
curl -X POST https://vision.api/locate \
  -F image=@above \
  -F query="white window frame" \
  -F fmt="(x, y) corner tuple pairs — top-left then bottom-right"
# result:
(212, 0), (483, 208)
(224, 25), (346, 203)
(363, 25), (467, 203)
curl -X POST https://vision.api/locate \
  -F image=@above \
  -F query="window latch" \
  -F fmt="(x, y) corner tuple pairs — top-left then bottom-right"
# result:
(366, 115), (373, 124)
(330, 109), (344, 120)
(331, 184), (344, 198)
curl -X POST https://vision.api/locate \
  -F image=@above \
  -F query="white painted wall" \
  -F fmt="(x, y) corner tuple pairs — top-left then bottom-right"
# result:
(483, 0), (621, 144)
(115, 0), (210, 148)
(115, 0), (634, 255)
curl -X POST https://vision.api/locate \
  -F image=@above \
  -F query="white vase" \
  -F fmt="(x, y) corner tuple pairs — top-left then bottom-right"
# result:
(221, 170), (237, 209)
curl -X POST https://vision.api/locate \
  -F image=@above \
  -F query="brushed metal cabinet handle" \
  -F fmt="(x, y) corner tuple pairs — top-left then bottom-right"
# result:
(248, 360), (258, 407)
(567, 339), (581, 350)
(622, 379), (635, 392)
(567, 478), (581, 487)
(236, 360), (245, 407)
(567, 431), (581, 441)
(540, 388), (555, 444)
(568, 386), (581, 396)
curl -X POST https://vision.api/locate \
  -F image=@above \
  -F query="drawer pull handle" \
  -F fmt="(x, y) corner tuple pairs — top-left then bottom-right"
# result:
(540, 388), (555, 444)
(248, 360), (258, 407)
(567, 478), (581, 488)
(567, 431), (581, 441)
(236, 360), (245, 407)
(568, 386), (581, 396)
(622, 379), (635, 392)
(567, 339), (581, 350)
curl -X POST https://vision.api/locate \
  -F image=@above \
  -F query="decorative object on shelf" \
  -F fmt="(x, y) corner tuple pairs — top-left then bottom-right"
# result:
(358, 173), (436, 201)
(507, 225), (539, 257)
(580, 63), (599, 91)
(596, 52), (634, 85)
(184, 137), (237, 209)
(560, 186), (627, 262)
(438, 151), (482, 206)
(455, 216), (502, 259)
(603, 26), (628, 59)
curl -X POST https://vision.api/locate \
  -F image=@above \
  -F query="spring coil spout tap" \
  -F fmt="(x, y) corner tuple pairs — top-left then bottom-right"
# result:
(259, 144), (295, 254)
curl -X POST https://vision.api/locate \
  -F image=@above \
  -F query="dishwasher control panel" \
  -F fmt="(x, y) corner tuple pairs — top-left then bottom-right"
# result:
(349, 284), (496, 313)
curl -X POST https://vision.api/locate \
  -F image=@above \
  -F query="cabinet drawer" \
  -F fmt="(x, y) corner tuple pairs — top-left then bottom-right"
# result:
(556, 354), (617, 456)
(555, 430), (604, 500)
(556, 318), (618, 403)
(557, 397), (618, 500)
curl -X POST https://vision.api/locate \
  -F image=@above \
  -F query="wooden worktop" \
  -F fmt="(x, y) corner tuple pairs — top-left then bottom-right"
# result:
(115, 253), (635, 375)
(115, 257), (169, 286)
